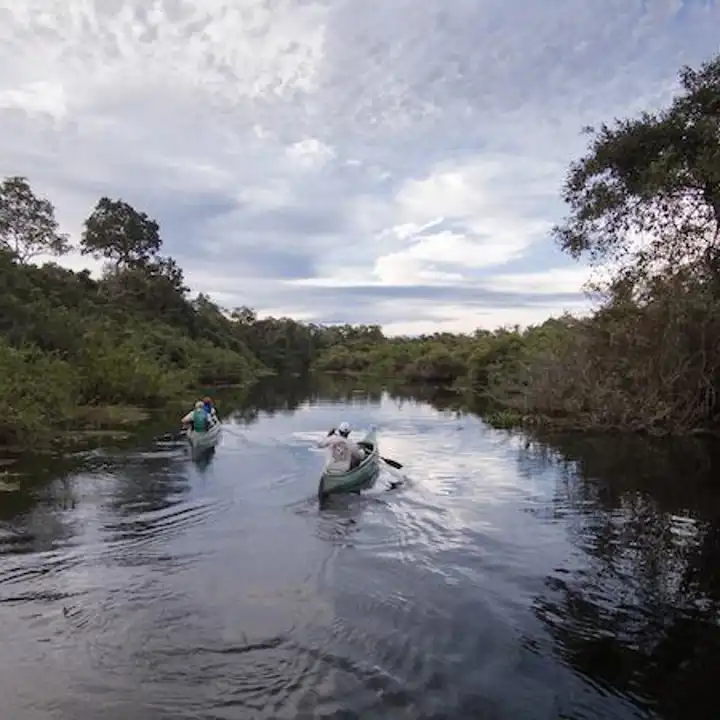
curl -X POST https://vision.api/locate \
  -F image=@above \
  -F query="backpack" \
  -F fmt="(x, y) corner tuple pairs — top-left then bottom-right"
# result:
(192, 408), (208, 432)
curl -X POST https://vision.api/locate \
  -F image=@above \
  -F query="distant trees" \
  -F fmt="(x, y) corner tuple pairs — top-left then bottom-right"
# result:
(0, 176), (70, 262)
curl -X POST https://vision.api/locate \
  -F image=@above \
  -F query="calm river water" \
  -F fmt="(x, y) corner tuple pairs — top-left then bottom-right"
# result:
(1, 376), (719, 719)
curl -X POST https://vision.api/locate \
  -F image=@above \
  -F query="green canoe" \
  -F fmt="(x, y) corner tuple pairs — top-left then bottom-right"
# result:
(318, 428), (380, 500)
(187, 420), (221, 455)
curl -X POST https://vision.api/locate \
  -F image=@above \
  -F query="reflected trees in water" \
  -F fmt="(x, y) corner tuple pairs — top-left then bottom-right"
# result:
(520, 433), (720, 720)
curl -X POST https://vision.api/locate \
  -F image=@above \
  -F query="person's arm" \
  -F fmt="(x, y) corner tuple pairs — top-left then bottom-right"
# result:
(181, 411), (193, 424)
(317, 428), (336, 448)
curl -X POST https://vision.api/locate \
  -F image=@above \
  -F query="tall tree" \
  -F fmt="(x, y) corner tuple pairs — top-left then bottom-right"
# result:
(0, 176), (70, 262)
(552, 54), (720, 288)
(81, 197), (162, 268)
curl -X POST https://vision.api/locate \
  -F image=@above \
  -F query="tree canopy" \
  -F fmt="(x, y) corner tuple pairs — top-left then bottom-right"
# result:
(553, 55), (720, 289)
(0, 176), (70, 262)
(81, 197), (162, 268)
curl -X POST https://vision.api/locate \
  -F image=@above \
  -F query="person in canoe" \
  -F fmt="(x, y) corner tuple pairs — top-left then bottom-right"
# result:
(202, 396), (219, 424)
(317, 421), (365, 471)
(181, 401), (212, 433)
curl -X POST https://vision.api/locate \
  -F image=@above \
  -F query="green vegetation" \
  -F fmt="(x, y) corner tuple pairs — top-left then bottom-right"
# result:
(312, 54), (720, 437)
(3, 53), (719, 444)
(0, 180), (328, 446)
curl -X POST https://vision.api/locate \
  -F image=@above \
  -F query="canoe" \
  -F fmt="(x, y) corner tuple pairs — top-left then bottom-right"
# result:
(187, 420), (222, 453)
(318, 428), (380, 499)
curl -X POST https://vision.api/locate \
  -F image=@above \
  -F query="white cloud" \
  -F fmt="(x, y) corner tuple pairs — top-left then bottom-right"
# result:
(373, 231), (512, 286)
(394, 155), (560, 226)
(1, 0), (718, 334)
(285, 137), (335, 168)
(482, 267), (596, 296)
(307, 155), (559, 287)
(0, 80), (68, 122)
(382, 299), (594, 337)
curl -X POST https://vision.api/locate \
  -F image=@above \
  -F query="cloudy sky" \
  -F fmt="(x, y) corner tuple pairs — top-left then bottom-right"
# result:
(1, 0), (718, 335)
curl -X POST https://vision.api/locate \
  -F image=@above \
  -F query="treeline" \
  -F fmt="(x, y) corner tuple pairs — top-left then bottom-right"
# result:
(3, 53), (719, 443)
(312, 54), (720, 437)
(0, 180), (384, 444)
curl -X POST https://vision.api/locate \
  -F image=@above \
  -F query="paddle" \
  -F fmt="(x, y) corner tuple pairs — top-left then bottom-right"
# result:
(222, 426), (249, 441)
(326, 427), (403, 470)
(381, 456), (403, 470)
(186, 421), (249, 441)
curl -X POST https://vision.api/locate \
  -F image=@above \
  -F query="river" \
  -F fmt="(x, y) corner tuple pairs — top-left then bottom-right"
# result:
(1, 376), (719, 719)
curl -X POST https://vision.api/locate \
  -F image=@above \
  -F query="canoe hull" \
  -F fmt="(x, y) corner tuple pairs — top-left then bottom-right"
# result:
(187, 421), (222, 454)
(318, 429), (380, 499)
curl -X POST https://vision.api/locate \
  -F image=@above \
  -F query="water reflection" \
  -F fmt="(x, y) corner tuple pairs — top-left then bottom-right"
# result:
(191, 446), (217, 472)
(521, 432), (720, 720)
(228, 374), (315, 425)
(1, 374), (720, 719)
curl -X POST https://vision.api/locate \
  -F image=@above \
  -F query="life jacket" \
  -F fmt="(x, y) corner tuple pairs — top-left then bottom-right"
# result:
(192, 408), (209, 432)
(330, 437), (351, 464)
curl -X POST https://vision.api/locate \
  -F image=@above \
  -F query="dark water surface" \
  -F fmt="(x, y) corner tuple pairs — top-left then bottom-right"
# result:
(1, 377), (719, 719)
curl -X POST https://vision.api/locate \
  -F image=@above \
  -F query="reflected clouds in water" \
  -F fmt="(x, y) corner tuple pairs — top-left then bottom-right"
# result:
(1, 375), (720, 718)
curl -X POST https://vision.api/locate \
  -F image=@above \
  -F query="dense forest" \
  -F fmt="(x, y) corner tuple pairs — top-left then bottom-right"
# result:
(2, 53), (720, 445)
(0, 179), (394, 444)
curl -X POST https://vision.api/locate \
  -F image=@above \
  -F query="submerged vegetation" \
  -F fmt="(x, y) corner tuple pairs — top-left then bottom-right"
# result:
(2, 53), (720, 445)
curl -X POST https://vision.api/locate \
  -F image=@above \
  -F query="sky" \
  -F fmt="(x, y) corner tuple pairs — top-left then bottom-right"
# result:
(1, 0), (718, 335)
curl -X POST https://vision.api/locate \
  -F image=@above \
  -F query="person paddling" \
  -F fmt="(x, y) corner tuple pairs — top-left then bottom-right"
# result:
(181, 401), (210, 433)
(317, 421), (365, 472)
(202, 396), (219, 425)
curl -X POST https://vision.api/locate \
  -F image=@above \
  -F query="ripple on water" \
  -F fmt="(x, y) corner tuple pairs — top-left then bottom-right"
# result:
(2, 389), (716, 720)
(103, 609), (334, 720)
(102, 497), (221, 546)
(0, 548), (85, 591)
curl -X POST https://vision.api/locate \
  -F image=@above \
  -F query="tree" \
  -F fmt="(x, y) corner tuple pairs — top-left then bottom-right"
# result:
(81, 197), (162, 268)
(231, 306), (257, 325)
(146, 255), (188, 295)
(0, 176), (70, 262)
(98, 252), (190, 329)
(552, 54), (720, 288)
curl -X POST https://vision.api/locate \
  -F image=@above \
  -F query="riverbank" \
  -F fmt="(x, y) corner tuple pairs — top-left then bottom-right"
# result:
(311, 369), (720, 439)
(0, 381), (262, 459)
(0, 404), (157, 459)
